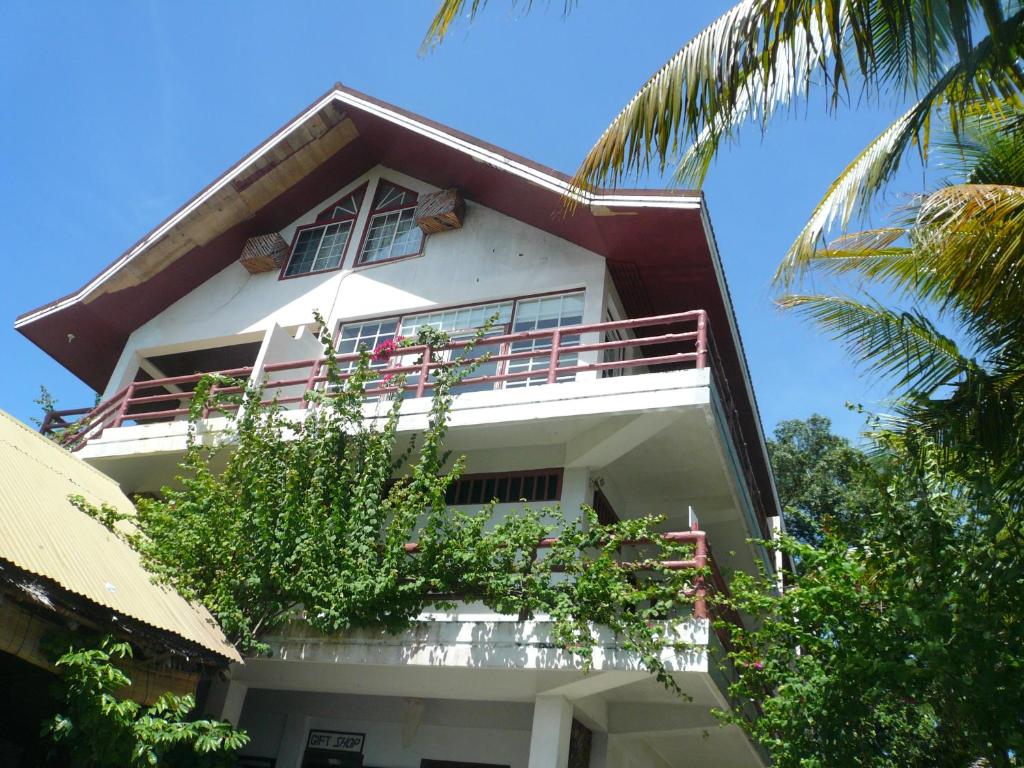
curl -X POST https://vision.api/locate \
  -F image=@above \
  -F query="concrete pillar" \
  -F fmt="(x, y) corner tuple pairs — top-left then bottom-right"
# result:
(204, 678), (248, 727)
(528, 695), (573, 768)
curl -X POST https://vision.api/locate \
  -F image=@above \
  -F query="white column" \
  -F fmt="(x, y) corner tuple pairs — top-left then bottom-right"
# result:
(528, 695), (574, 768)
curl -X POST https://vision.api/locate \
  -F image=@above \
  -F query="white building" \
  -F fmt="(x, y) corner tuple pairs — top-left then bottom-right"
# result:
(18, 84), (782, 768)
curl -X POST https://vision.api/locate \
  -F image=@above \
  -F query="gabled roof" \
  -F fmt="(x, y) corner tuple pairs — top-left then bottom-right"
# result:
(14, 82), (706, 389)
(14, 82), (779, 529)
(0, 409), (240, 662)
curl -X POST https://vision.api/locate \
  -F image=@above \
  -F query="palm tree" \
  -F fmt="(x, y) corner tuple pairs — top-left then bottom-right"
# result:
(780, 105), (1024, 491)
(425, 1), (1024, 280)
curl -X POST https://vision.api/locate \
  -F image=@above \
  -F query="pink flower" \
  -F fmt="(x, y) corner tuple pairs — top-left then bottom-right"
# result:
(753, 661), (764, 671)
(372, 336), (405, 362)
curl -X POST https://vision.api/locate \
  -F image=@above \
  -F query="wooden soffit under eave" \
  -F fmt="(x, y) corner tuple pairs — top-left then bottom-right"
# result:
(84, 104), (359, 300)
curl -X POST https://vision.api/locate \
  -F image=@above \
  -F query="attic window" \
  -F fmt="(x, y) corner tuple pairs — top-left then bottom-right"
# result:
(283, 187), (365, 278)
(284, 189), (368, 280)
(358, 182), (423, 265)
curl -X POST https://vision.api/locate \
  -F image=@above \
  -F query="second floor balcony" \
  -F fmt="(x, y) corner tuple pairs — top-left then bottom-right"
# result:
(45, 309), (725, 447)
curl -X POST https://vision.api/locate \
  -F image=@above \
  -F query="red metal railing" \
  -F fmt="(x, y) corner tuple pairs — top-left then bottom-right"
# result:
(43, 310), (709, 448)
(402, 523), (724, 623)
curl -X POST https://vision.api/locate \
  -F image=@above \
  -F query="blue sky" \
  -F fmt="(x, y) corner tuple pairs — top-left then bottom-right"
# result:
(0, 1), (924, 439)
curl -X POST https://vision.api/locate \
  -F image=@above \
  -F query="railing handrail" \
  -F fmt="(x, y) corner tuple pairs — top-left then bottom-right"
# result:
(43, 309), (710, 447)
(37, 308), (772, 547)
(39, 307), (771, 544)
(402, 525), (714, 621)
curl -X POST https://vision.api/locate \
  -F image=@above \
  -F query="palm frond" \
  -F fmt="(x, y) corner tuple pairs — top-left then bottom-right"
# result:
(933, 99), (1024, 184)
(423, 0), (482, 49)
(571, 0), (839, 193)
(779, 294), (974, 395)
(912, 183), (1024, 325)
(776, 18), (1024, 284)
(422, 0), (573, 51)
(672, 6), (834, 187)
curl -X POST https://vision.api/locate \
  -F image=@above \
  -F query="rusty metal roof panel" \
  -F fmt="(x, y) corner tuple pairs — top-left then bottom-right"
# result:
(0, 409), (240, 662)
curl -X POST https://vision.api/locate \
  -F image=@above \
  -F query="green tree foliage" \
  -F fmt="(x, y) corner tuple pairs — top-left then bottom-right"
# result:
(44, 637), (247, 767)
(767, 414), (880, 544)
(719, 433), (1024, 767)
(115, 322), (704, 691)
(716, 108), (1024, 765)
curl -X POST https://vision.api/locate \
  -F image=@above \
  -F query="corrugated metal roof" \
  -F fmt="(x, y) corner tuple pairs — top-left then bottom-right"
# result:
(0, 409), (240, 662)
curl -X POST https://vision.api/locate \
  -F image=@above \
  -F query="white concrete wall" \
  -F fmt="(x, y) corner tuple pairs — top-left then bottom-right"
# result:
(250, 323), (323, 409)
(237, 690), (534, 768)
(102, 165), (610, 400)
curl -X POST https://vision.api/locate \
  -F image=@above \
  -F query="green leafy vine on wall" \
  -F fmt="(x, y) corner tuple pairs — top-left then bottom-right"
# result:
(76, 314), (706, 693)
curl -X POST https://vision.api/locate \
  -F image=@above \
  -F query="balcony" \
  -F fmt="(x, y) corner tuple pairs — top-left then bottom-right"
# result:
(234, 521), (743, 711)
(42, 310), (773, 551)
(229, 523), (760, 768)
(44, 311), (711, 438)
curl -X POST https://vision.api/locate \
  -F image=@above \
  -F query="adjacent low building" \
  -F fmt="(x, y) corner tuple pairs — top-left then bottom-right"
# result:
(0, 408), (239, 766)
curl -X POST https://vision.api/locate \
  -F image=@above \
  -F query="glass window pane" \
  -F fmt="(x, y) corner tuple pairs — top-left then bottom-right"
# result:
(506, 291), (586, 387)
(284, 227), (323, 276)
(311, 222), (351, 271)
(401, 301), (513, 337)
(336, 319), (399, 371)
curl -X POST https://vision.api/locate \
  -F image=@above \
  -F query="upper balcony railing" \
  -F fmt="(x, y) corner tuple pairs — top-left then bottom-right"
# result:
(43, 311), (707, 441)
(40, 310), (771, 538)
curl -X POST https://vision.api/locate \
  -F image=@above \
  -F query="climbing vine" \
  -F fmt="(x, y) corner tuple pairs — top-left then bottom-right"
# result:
(95, 317), (704, 691)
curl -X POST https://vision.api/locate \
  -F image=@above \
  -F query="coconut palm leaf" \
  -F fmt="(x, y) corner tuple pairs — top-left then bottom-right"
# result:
(672, 10), (835, 187)
(423, 0), (571, 50)
(776, 20), (1024, 284)
(911, 183), (1024, 324)
(426, 1), (1018, 188)
(780, 294), (974, 395)
(786, 231), (928, 294)
(793, 181), (1024, 318)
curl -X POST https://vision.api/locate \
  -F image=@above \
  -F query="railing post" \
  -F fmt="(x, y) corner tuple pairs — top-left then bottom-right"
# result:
(112, 383), (134, 428)
(415, 346), (431, 398)
(202, 382), (217, 419)
(302, 359), (321, 409)
(546, 329), (561, 385)
(695, 311), (708, 369)
(693, 528), (708, 620)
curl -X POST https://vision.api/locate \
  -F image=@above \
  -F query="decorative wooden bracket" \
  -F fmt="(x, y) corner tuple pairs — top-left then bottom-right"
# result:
(414, 188), (465, 234)
(239, 233), (289, 274)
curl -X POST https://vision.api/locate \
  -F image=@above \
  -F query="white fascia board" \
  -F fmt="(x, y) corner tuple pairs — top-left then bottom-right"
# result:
(16, 88), (699, 329)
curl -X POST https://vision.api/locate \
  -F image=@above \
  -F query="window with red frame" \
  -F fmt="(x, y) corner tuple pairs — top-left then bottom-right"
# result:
(358, 181), (423, 265)
(283, 187), (365, 277)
